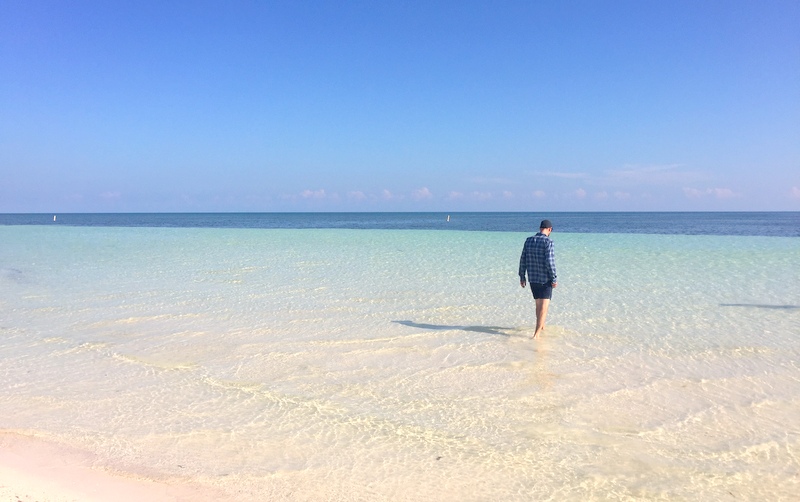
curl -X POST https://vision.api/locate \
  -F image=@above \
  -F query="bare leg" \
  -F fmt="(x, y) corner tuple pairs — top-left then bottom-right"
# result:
(533, 298), (550, 339)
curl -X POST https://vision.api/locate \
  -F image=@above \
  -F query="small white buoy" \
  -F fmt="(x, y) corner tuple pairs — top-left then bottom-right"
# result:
(53, 215), (57, 222)
(446, 215), (450, 222)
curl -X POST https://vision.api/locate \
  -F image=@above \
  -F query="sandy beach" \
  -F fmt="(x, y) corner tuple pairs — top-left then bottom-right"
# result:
(0, 433), (221, 502)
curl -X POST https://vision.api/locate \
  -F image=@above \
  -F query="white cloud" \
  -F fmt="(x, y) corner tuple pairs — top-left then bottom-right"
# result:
(447, 191), (464, 200)
(575, 188), (587, 199)
(502, 191), (514, 199)
(614, 191), (631, 200)
(381, 189), (395, 200)
(608, 164), (705, 185)
(683, 187), (705, 198)
(594, 191), (609, 200)
(533, 190), (546, 198)
(471, 191), (492, 201)
(711, 188), (736, 199)
(791, 187), (800, 199)
(347, 191), (367, 201)
(683, 187), (737, 199)
(301, 189), (326, 199)
(100, 191), (121, 200)
(412, 187), (433, 200)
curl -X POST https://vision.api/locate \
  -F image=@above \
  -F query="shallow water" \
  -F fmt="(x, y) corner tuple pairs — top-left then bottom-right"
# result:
(1, 226), (799, 500)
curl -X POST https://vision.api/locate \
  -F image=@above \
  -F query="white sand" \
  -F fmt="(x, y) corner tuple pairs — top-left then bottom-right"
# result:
(0, 433), (222, 502)
(2, 228), (799, 500)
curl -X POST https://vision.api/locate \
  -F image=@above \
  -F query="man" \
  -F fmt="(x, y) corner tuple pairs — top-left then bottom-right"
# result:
(519, 219), (558, 339)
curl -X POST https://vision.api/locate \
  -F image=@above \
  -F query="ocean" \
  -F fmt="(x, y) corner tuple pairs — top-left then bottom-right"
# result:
(1, 212), (799, 500)
(1, 211), (799, 236)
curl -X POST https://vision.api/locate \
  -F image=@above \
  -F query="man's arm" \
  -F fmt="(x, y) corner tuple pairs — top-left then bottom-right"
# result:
(547, 240), (557, 286)
(519, 243), (528, 288)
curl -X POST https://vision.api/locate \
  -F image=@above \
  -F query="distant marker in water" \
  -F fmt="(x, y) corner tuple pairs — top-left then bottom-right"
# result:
(53, 215), (57, 222)
(446, 215), (450, 222)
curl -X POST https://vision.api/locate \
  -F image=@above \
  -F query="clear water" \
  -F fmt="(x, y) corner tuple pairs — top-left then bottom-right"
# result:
(1, 221), (799, 500)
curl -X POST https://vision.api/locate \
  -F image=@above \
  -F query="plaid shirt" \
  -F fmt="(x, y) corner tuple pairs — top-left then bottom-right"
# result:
(519, 232), (557, 285)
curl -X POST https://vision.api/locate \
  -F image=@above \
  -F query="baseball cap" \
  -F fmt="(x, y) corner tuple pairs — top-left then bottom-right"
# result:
(540, 219), (553, 229)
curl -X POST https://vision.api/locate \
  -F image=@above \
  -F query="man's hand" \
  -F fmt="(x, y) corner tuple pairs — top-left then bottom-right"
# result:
(520, 280), (526, 288)
(552, 282), (558, 288)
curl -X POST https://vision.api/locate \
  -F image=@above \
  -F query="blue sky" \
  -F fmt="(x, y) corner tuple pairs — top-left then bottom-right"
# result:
(2, 1), (799, 212)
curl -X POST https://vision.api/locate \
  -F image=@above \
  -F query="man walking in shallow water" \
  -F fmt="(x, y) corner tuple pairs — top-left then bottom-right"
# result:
(519, 219), (558, 339)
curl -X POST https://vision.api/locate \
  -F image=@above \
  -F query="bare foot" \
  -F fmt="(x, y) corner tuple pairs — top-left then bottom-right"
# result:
(532, 328), (543, 339)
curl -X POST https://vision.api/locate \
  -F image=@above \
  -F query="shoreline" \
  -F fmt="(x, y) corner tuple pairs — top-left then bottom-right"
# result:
(0, 433), (223, 502)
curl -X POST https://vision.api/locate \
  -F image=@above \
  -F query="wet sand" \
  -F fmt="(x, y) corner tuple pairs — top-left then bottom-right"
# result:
(0, 433), (222, 502)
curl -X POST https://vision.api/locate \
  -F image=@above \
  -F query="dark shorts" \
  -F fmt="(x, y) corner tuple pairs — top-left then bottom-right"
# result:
(530, 282), (553, 300)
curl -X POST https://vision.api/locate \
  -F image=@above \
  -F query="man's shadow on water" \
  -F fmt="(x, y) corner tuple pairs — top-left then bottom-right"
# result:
(720, 303), (800, 310)
(393, 320), (515, 337)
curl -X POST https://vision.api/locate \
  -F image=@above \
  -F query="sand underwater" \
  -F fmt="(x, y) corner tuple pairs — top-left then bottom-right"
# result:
(1, 224), (799, 500)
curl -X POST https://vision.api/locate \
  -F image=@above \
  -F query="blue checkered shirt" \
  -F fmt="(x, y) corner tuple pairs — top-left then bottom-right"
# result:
(519, 232), (557, 285)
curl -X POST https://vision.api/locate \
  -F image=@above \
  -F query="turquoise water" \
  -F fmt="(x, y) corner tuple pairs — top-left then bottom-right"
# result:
(1, 225), (799, 500)
(2, 211), (799, 236)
